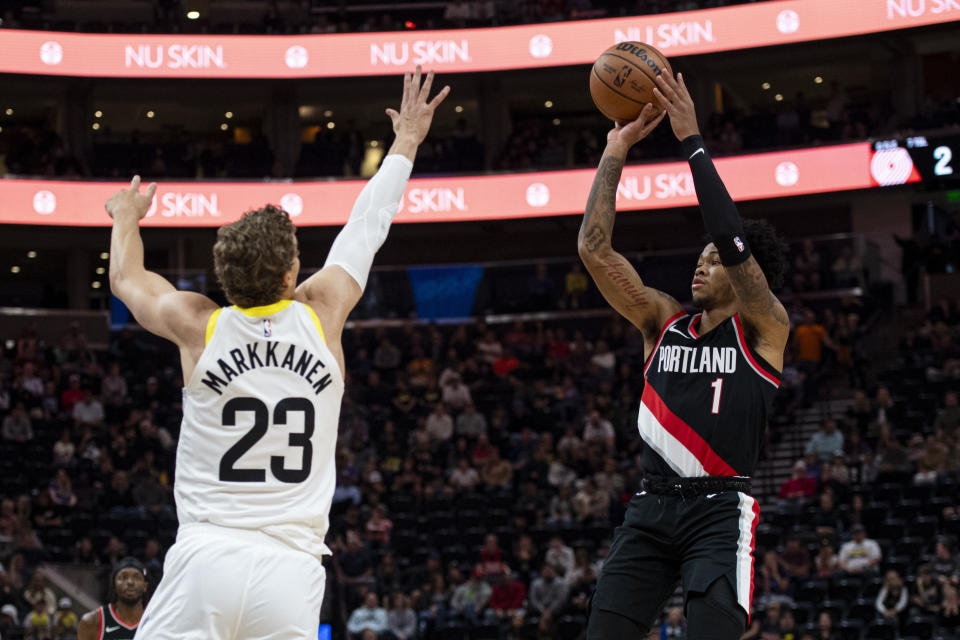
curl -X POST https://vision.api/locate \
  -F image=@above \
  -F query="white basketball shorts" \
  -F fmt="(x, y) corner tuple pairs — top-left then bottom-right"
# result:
(135, 523), (326, 640)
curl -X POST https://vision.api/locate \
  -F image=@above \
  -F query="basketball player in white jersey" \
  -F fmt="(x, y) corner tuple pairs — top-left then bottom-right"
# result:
(105, 67), (449, 640)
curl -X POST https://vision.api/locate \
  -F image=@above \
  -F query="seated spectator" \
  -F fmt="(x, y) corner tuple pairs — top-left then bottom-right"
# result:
(59, 375), (83, 415)
(487, 565), (526, 621)
(425, 403), (454, 445)
(48, 469), (77, 509)
(23, 598), (51, 639)
(583, 411), (614, 453)
(547, 484), (574, 526)
(780, 536), (811, 581)
(932, 538), (960, 586)
(2, 402), (33, 443)
(915, 434), (949, 484)
(365, 505), (393, 547)
(52, 597), (77, 639)
(804, 420), (843, 462)
(387, 593), (416, 640)
(742, 600), (782, 640)
(942, 583), (960, 632)
(573, 478), (609, 523)
(544, 537), (574, 580)
(838, 525), (881, 575)
(480, 534), (504, 577)
(814, 541), (838, 579)
(441, 373), (472, 411)
(52, 429), (75, 466)
(813, 611), (835, 640)
(936, 391), (960, 432)
(449, 458), (480, 491)
(529, 564), (568, 619)
(876, 437), (912, 478)
(22, 571), (55, 616)
(481, 448), (513, 489)
(875, 570), (908, 626)
(340, 531), (374, 588)
(913, 564), (942, 616)
(757, 551), (793, 607)
(455, 403), (486, 439)
(810, 491), (842, 540)
(562, 262), (588, 310)
(779, 460), (816, 500)
(347, 592), (389, 639)
(451, 566), (491, 626)
(72, 389), (104, 426)
(658, 606), (686, 639)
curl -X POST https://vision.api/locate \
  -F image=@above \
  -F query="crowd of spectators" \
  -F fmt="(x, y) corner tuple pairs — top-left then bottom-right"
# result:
(2, 251), (960, 639)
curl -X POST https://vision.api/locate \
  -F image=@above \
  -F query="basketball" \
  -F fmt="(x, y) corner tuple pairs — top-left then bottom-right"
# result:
(590, 41), (673, 124)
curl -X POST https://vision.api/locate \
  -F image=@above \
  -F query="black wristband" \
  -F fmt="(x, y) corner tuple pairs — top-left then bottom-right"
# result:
(682, 135), (751, 266)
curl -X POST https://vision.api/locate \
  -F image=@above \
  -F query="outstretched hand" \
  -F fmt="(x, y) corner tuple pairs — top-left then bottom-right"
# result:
(386, 65), (451, 144)
(606, 103), (665, 151)
(105, 175), (156, 222)
(653, 72), (700, 141)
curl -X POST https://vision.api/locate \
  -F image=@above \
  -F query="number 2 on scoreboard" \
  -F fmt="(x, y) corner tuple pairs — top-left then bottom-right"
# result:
(710, 377), (723, 414)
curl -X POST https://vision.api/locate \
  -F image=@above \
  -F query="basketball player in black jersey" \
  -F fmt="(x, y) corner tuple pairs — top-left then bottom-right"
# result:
(78, 558), (147, 640)
(578, 72), (790, 639)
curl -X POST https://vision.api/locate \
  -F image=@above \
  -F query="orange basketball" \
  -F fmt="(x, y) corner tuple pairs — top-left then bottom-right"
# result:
(589, 41), (673, 125)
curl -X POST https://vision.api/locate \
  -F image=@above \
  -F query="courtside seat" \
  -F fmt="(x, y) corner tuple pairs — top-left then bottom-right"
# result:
(836, 619), (862, 640)
(902, 615), (935, 638)
(830, 576), (861, 602)
(797, 580), (827, 605)
(864, 618), (897, 640)
(845, 598), (876, 624)
(892, 500), (923, 521)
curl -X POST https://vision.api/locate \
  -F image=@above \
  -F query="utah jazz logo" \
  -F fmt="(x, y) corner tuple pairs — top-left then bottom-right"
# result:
(613, 65), (632, 88)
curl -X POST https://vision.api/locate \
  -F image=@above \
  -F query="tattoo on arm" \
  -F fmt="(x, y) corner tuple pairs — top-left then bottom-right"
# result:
(579, 156), (624, 253)
(725, 258), (790, 327)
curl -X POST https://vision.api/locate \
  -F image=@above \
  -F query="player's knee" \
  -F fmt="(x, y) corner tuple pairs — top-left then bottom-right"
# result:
(686, 578), (746, 640)
(585, 607), (649, 640)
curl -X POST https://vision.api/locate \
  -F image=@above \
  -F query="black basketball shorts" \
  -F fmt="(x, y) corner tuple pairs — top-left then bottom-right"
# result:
(589, 489), (759, 631)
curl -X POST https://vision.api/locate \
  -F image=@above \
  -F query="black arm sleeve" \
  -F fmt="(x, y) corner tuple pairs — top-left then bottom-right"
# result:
(681, 134), (751, 266)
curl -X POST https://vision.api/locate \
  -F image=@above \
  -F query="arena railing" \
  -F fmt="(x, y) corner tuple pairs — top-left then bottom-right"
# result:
(0, 0), (955, 79)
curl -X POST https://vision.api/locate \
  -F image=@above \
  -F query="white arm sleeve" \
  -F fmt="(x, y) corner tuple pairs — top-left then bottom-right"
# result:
(323, 153), (413, 292)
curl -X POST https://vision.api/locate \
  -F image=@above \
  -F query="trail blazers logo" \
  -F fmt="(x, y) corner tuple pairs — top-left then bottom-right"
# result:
(613, 65), (632, 88)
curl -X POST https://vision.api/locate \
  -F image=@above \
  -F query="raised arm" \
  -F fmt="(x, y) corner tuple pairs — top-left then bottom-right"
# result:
(296, 66), (450, 343)
(577, 104), (681, 346)
(107, 177), (219, 372)
(654, 72), (789, 366)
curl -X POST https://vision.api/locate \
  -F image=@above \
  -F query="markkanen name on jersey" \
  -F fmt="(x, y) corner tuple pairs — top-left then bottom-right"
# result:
(656, 345), (738, 375)
(200, 341), (333, 396)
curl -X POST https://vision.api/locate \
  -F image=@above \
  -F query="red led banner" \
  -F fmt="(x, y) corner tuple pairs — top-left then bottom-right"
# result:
(0, 0), (956, 78)
(0, 143), (873, 227)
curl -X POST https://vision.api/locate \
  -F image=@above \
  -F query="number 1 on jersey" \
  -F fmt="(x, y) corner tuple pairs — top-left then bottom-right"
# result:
(710, 377), (723, 414)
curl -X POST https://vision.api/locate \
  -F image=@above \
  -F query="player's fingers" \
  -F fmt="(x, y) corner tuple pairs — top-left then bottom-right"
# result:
(401, 72), (411, 106)
(677, 72), (690, 99)
(428, 85), (451, 110)
(130, 175), (141, 191)
(654, 73), (679, 101)
(412, 65), (422, 98)
(652, 87), (673, 112)
(420, 69), (435, 102)
(145, 182), (157, 201)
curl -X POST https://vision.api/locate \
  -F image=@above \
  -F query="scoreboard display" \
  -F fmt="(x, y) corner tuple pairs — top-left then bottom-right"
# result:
(871, 134), (960, 187)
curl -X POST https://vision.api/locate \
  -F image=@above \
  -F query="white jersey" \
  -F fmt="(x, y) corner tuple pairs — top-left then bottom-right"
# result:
(177, 299), (344, 558)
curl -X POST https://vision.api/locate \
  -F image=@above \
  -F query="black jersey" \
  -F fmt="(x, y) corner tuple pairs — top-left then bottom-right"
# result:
(97, 604), (139, 640)
(639, 311), (780, 478)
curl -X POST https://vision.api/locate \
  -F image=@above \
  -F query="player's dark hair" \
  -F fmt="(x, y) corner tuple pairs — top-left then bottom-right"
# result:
(741, 218), (788, 291)
(213, 205), (297, 307)
(108, 557), (147, 604)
